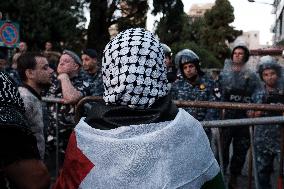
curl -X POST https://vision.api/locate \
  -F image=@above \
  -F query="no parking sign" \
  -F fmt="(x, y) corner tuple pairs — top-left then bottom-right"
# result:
(0, 21), (20, 48)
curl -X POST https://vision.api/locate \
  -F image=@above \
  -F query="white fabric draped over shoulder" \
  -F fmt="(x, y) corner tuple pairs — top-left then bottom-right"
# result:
(73, 108), (219, 189)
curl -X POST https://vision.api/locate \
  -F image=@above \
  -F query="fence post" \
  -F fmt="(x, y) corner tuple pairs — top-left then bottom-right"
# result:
(55, 102), (59, 178)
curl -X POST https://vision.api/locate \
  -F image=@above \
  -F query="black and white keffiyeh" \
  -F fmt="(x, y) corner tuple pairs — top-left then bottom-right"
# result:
(102, 28), (168, 109)
(0, 71), (28, 128)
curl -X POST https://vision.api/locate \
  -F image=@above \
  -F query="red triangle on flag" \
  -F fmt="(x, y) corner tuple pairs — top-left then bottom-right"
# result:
(53, 131), (95, 189)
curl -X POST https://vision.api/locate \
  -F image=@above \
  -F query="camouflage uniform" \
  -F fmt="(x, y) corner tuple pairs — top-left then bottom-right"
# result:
(253, 82), (284, 189)
(171, 74), (217, 139)
(46, 74), (90, 152)
(80, 69), (104, 96)
(219, 66), (261, 176)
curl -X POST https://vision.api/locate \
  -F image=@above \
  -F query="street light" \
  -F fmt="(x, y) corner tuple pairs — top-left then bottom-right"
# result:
(248, 0), (274, 5)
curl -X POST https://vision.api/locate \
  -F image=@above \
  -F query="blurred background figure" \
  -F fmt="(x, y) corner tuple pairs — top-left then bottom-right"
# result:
(253, 56), (284, 189)
(18, 41), (28, 54)
(219, 44), (261, 189)
(11, 53), (21, 70)
(81, 48), (103, 96)
(0, 51), (7, 71)
(44, 41), (53, 52)
(161, 43), (177, 85)
(43, 41), (61, 71)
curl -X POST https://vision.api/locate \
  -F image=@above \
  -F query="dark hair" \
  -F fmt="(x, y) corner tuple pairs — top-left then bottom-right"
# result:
(17, 52), (45, 81)
(82, 48), (97, 59)
(231, 45), (250, 63)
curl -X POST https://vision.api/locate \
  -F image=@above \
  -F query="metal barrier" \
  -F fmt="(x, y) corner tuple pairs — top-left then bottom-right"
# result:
(75, 96), (284, 123)
(42, 97), (64, 104)
(43, 96), (284, 188)
(202, 116), (284, 127)
(174, 100), (284, 112)
(42, 97), (64, 179)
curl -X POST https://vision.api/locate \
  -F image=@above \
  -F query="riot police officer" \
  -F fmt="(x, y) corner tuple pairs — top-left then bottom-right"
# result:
(219, 44), (261, 189)
(254, 56), (284, 189)
(171, 49), (217, 141)
(161, 43), (177, 84)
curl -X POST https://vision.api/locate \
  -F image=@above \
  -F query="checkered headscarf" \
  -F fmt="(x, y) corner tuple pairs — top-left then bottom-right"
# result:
(102, 28), (168, 109)
(0, 72), (28, 128)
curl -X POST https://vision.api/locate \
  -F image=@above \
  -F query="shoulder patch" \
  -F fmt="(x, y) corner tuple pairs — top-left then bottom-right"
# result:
(199, 84), (206, 90)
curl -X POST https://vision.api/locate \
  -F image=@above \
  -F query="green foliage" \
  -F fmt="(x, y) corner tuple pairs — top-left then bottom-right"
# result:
(0, 0), (86, 51)
(171, 41), (223, 69)
(154, 0), (241, 68)
(0, 0), (241, 64)
(116, 0), (148, 31)
(276, 39), (284, 47)
(152, 0), (181, 16)
(153, 0), (184, 45)
(181, 16), (205, 45)
(86, 0), (149, 58)
(86, 0), (110, 58)
(201, 0), (242, 62)
(204, 0), (234, 27)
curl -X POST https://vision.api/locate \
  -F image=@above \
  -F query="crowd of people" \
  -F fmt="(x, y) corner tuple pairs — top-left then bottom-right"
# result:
(0, 28), (283, 189)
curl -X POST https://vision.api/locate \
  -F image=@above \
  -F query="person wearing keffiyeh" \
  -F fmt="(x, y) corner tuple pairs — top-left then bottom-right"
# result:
(0, 71), (50, 189)
(53, 28), (224, 189)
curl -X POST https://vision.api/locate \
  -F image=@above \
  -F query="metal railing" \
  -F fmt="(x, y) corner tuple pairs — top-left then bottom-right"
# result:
(42, 97), (63, 179)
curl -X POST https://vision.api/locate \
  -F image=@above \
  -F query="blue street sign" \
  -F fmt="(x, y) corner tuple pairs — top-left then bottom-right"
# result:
(0, 21), (20, 48)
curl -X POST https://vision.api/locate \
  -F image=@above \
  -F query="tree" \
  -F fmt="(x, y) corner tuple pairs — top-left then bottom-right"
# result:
(153, 0), (185, 46)
(200, 0), (242, 63)
(276, 39), (284, 47)
(0, 0), (86, 51)
(171, 40), (222, 69)
(152, 0), (225, 68)
(86, 0), (148, 58)
(184, 17), (206, 45)
(116, 0), (148, 31)
(86, 0), (110, 58)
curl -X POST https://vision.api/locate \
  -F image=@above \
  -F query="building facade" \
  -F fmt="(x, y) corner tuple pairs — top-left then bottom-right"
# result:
(273, 0), (284, 43)
(233, 31), (262, 49)
(187, 3), (214, 20)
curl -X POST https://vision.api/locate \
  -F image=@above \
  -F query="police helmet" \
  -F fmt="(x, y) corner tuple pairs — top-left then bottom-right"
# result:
(175, 49), (204, 76)
(231, 45), (250, 63)
(257, 55), (282, 80)
(161, 43), (172, 58)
